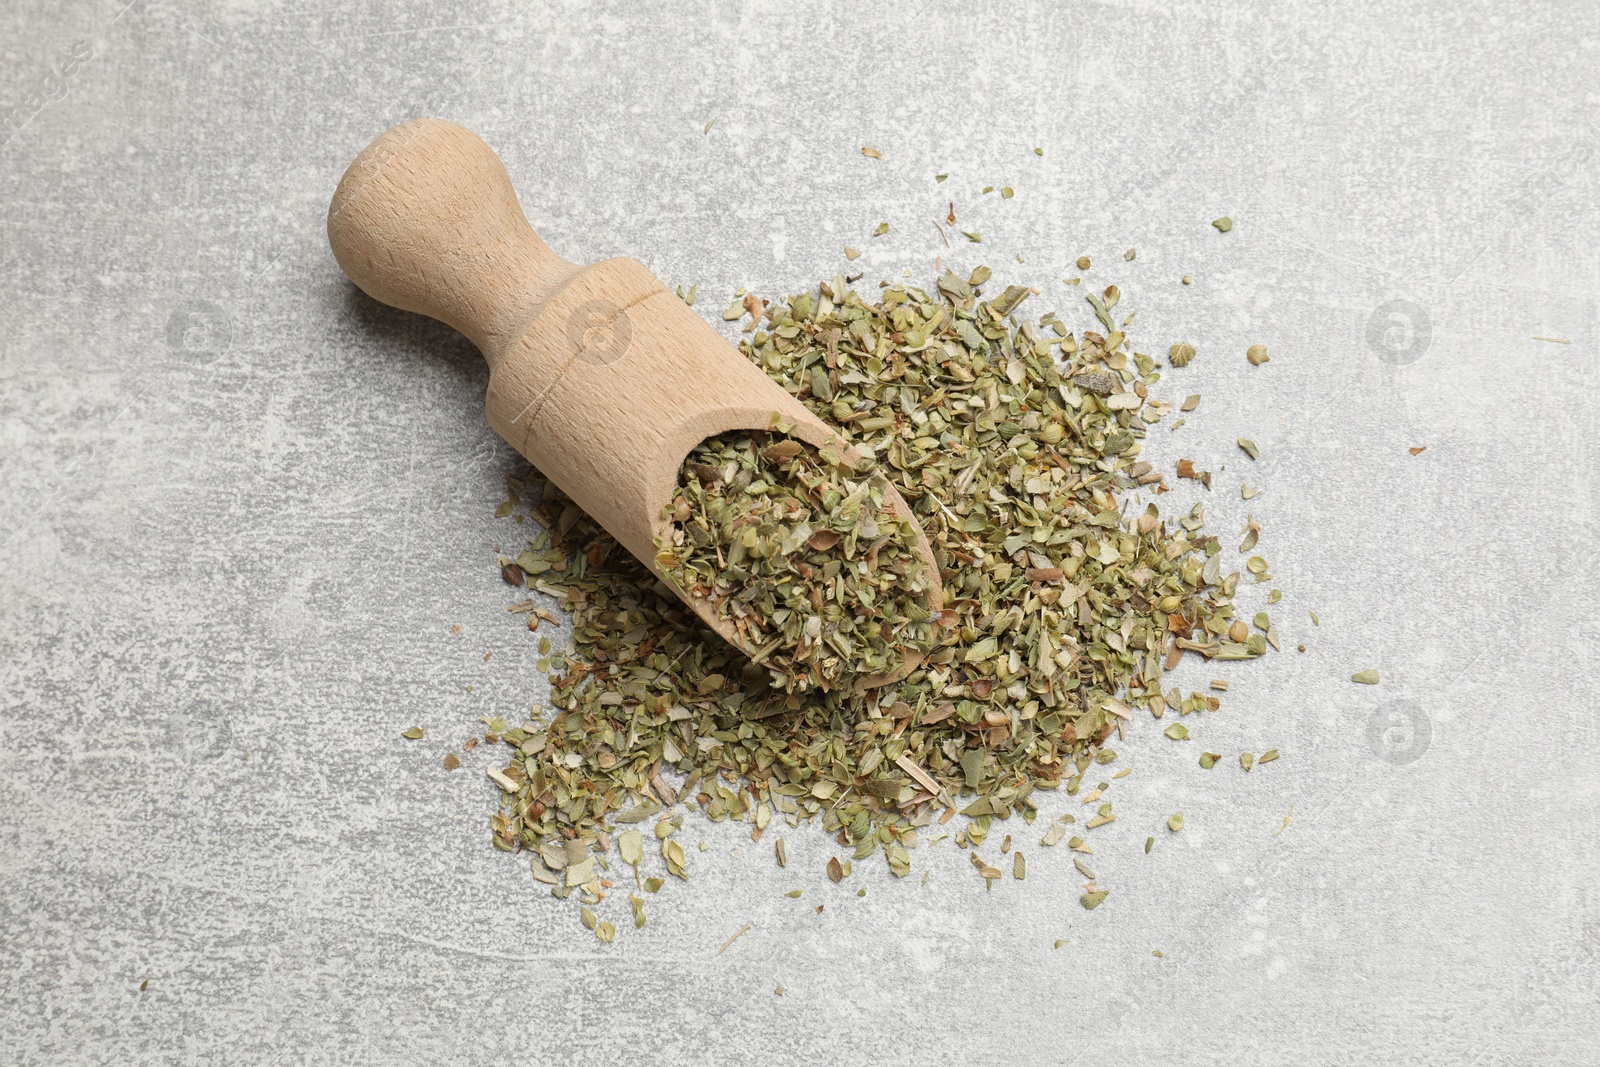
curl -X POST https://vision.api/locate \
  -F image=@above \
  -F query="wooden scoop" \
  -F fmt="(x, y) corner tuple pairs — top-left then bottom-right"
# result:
(326, 118), (942, 687)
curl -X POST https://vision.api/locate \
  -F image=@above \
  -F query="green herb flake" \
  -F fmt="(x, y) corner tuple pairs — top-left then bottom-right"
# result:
(662, 838), (688, 880)
(618, 829), (644, 885)
(1167, 812), (1184, 831)
(1080, 890), (1109, 910)
(1351, 669), (1380, 685)
(1212, 217), (1233, 233)
(1237, 438), (1259, 460)
(401, 726), (424, 740)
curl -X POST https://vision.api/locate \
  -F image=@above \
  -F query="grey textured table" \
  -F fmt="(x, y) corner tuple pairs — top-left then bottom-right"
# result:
(3, 2), (1597, 1064)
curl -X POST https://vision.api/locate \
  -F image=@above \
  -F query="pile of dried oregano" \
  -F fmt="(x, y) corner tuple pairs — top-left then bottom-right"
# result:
(654, 426), (935, 691)
(480, 267), (1276, 933)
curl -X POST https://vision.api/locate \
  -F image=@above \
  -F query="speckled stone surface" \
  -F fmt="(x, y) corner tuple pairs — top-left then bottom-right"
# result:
(2, 2), (1597, 1064)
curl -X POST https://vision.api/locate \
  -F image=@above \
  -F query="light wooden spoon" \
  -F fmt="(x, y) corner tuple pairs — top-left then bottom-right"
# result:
(326, 118), (943, 687)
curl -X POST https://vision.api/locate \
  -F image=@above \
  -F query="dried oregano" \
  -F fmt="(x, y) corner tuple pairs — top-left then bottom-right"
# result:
(486, 267), (1277, 910)
(654, 424), (932, 691)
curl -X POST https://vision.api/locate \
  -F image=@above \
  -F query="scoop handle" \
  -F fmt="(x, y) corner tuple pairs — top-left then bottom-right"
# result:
(326, 118), (578, 370)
